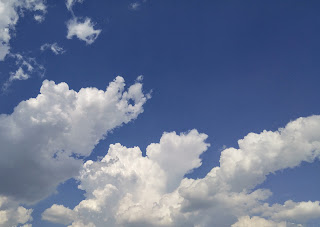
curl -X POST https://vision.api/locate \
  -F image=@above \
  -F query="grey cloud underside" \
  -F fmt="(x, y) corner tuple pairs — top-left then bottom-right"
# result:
(43, 115), (320, 226)
(0, 76), (149, 204)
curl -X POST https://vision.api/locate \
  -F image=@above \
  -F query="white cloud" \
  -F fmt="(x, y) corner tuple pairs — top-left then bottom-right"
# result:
(273, 201), (320, 222)
(40, 43), (66, 55)
(67, 18), (101, 44)
(66, 0), (83, 12)
(232, 216), (287, 227)
(146, 130), (209, 192)
(0, 196), (33, 227)
(2, 67), (30, 91)
(42, 204), (76, 225)
(254, 200), (320, 223)
(64, 0), (101, 45)
(0, 43), (10, 61)
(9, 67), (30, 81)
(43, 115), (320, 226)
(0, 76), (149, 205)
(2, 53), (45, 91)
(216, 115), (320, 192)
(42, 130), (208, 226)
(0, 0), (47, 60)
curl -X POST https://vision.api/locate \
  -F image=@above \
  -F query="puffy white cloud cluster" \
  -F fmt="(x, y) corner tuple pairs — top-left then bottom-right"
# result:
(40, 43), (66, 55)
(67, 18), (101, 45)
(43, 115), (320, 226)
(0, 0), (46, 60)
(0, 196), (33, 227)
(0, 76), (149, 205)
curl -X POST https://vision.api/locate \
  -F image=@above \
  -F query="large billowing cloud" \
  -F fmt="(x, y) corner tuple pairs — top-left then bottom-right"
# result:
(43, 115), (320, 226)
(0, 76), (149, 205)
(0, 0), (46, 60)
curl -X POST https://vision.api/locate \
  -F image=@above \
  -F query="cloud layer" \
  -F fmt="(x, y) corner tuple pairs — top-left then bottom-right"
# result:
(43, 115), (320, 226)
(0, 76), (149, 204)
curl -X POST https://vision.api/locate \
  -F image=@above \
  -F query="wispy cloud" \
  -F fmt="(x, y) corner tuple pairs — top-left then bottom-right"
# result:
(129, 0), (148, 11)
(40, 43), (66, 55)
(66, 0), (83, 13)
(2, 54), (45, 91)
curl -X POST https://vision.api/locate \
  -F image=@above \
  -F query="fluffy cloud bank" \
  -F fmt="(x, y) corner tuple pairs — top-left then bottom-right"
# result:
(43, 115), (320, 226)
(0, 76), (149, 205)
(0, 0), (46, 60)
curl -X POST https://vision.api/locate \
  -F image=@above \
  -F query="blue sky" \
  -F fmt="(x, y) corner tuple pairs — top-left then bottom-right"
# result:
(1, 0), (320, 226)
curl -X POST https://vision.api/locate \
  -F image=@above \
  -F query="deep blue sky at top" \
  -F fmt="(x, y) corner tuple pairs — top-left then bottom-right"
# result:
(1, 0), (320, 226)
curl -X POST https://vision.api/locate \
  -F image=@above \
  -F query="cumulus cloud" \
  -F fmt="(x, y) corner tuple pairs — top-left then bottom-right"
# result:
(0, 0), (47, 60)
(67, 17), (101, 44)
(43, 115), (320, 226)
(253, 200), (320, 223)
(42, 130), (209, 226)
(42, 204), (76, 225)
(231, 216), (287, 227)
(40, 43), (66, 55)
(146, 130), (209, 192)
(0, 76), (149, 204)
(0, 196), (33, 227)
